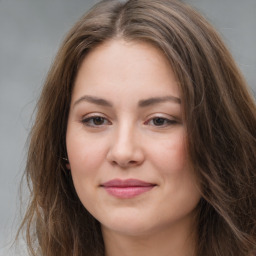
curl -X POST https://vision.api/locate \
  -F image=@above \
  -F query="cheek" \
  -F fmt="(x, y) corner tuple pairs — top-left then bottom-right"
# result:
(66, 130), (107, 174)
(66, 133), (105, 206)
(149, 132), (188, 174)
(151, 135), (200, 222)
(66, 130), (110, 210)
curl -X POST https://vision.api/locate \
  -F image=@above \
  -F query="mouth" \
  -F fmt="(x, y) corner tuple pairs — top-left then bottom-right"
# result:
(100, 179), (157, 199)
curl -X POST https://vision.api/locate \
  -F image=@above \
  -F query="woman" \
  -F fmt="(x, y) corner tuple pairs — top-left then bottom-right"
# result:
(18, 0), (256, 255)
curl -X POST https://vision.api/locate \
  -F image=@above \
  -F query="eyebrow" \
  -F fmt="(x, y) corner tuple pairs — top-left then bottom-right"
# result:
(138, 96), (181, 107)
(73, 95), (181, 108)
(73, 95), (113, 108)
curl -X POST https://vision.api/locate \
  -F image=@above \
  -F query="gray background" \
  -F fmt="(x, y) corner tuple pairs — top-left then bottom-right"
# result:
(0, 0), (255, 255)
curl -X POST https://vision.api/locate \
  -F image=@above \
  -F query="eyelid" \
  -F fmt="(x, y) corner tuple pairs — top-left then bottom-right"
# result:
(145, 113), (178, 121)
(81, 113), (112, 127)
(144, 114), (180, 127)
(82, 112), (109, 119)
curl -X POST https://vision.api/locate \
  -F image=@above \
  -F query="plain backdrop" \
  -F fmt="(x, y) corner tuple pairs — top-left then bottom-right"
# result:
(0, 0), (255, 255)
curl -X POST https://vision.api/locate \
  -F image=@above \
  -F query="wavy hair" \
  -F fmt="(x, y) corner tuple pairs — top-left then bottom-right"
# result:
(18, 0), (256, 255)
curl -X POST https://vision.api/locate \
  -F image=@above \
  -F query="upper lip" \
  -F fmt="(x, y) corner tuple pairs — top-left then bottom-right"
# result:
(101, 179), (156, 187)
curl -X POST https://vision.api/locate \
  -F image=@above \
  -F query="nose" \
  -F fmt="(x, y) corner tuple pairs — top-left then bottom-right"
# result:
(106, 124), (145, 168)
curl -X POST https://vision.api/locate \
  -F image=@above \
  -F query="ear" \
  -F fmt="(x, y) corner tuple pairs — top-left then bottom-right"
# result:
(62, 157), (70, 170)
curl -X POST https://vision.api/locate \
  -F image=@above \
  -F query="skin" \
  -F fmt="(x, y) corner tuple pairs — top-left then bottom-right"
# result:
(66, 39), (201, 256)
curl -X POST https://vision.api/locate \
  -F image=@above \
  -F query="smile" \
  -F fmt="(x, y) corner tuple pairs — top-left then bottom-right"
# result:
(101, 179), (157, 199)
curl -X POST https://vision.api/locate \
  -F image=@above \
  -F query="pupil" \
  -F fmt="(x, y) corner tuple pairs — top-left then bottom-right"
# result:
(94, 117), (104, 125)
(153, 118), (164, 126)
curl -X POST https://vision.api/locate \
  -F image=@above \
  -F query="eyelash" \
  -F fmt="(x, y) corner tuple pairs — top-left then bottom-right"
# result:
(81, 115), (178, 128)
(145, 117), (178, 127)
(81, 115), (111, 127)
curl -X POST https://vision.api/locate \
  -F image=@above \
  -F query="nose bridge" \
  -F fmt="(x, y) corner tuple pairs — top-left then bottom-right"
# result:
(113, 121), (137, 156)
(107, 119), (144, 167)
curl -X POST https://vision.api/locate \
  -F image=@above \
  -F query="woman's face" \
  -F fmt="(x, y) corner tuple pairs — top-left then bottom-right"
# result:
(66, 39), (201, 237)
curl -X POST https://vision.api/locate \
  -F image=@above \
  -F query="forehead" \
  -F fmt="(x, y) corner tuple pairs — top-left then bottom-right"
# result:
(72, 39), (180, 103)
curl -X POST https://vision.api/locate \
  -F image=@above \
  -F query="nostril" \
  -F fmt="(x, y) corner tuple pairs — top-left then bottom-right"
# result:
(106, 143), (145, 168)
(111, 160), (119, 166)
(111, 160), (138, 168)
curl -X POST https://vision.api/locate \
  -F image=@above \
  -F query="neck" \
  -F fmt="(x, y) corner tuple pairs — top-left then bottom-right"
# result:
(102, 216), (197, 256)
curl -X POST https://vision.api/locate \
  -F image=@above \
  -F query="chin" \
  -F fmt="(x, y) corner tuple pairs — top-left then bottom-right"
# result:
(100, 212), (155, 236)
(104, 223), (154, 237)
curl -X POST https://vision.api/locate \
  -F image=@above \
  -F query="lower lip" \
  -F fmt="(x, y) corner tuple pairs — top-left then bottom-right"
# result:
(103, 186), (155, 199)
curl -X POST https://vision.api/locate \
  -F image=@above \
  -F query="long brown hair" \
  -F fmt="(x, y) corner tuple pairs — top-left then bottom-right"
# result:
(18, 0), (256, 255)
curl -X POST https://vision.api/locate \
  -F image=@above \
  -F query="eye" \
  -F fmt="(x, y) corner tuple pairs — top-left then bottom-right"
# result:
(145, 117), (177, 127)
(81, 115), (111, 127)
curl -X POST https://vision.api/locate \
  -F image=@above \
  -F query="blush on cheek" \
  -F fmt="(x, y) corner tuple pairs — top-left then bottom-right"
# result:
(151, 137), (188, 174)
(69, 147), (106, 178)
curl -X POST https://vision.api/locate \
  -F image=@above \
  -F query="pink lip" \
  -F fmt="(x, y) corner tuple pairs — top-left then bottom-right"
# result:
(101, 179), (156, 199)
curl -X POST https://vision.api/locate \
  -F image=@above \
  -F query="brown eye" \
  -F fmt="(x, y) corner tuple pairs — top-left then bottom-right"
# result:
(152, 117), (166, 126)
(145, 117), (177, 127)
(82, 116), (111, 127)
(93, 117), (105, 125)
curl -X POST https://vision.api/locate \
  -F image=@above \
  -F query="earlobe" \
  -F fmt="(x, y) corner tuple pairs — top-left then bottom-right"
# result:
(62, 156), (70, 170)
